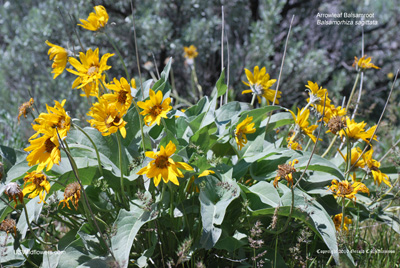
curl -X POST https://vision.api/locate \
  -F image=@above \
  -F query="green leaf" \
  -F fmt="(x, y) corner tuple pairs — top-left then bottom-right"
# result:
(66, 127), (123, 170)
(160, 129), (179, 148)
(17, 195), (44, 239)
(190, 125), (217, 154)
(122, 106), (141, 147)
(57, 231), (110, 268)
(136, 78), (153, 102)
(111, 192), (158, 268)
(261, 111), (294, 132)
(214, 230), (247, 252)
(199, 170), (240, 249)
(4, 159), (32, 183)
(247, 181), (280, 208)
(214, 101), (251, 130)
(236, 105), (282, 127)
(215, 69), (228, 97)
(152, 57), (172, 93)
(297, 152), (345, 181)
(249, 149), (292, 180)
(0, 145), (17, 171)
(42, 251), (62, 268)
(252, 188), (342, 265)
(0, 194), (13, 222)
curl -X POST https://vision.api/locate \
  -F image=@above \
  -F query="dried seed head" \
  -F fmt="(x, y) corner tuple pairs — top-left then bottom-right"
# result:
(328, 116), (346, 135)
(0, 219), (16, 235)
(64, 182), (81, 198)
(59, 182), (81, 210)
(274, 160), (298, 188)
(337, 181), (354, 196)
(276, 164), (296, 179)
(4, 182), (24, 207)
(17, 98), (35, 123)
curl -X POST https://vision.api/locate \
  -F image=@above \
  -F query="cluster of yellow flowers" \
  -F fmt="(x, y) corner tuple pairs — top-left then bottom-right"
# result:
(15, 4), (388, 217)
(20, 98), (71, 203)
(26, 6), (195, 195)
(234, 56), (385, 234)
(340, 147), (391, 187)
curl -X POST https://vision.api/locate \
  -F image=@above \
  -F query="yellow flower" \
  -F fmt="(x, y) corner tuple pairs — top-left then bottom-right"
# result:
(273, 159), (299, 188)
(17, 98), (35, 123)
(242, 66), (280, 104)
(103, 77), (133, 114)
(59, 182), (81, 210)
(137, 89), (172, 126)
(362, 149), (391, 187)
(183, 45), (199, 59)
(328, 179), (369, 200)
(339, 117), (377, 143)
(137, 141), (193, 186)
(87, 97), (127, 138)
(387, 72), (394, 80)
(333, 213), (352, 232)
(288, 107), (319, 143)
(22, 171), (51, 203)
(235, 115), (256, 150)
(78, 5), (109, 31)
(45, 40), (68, 79)
(67, 48), (114, 98)
(338, 147), (366, 170)
(25, 132), (61, 172)
(187, 170), (215, 193)
(353, 55), (380, 70)
(287, 133), (303, 150)
(31, 99), (71, 140)
(305, 81), (329, 106)
(323, 104), (346, 123)
(199, 170), (215, 177)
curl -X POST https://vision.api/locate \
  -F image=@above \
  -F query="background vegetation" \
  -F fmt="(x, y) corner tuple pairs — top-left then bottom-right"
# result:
(1, 0), (399, 149)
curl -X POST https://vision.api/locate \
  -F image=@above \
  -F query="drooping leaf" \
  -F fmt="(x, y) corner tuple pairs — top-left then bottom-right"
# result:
(111, 192), (158, 268)
(17, 195), (44, 239)
(199, 170), (240, 249)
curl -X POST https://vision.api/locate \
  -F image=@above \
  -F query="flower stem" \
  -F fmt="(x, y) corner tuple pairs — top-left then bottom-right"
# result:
(116, 133), (128, 207)
(250, 94), (257, 107)
(345, 71), (360, 112)
(12, 233), (40, 268)
(167, 183), (174, 218)
(56, 130), (116, 261)
(274, 235), (278, 268)
(161, 118), (169, 132)
(192, 63), (203, 99)
(321, 135), (337, 158)
(340, 198), (345, 231)
(131, 99), (147, 154)
(73, 123), (103, 177)
(303, 137), (312, 151)
(345, 134), (352, 180)
(21, 201), (53, 245)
